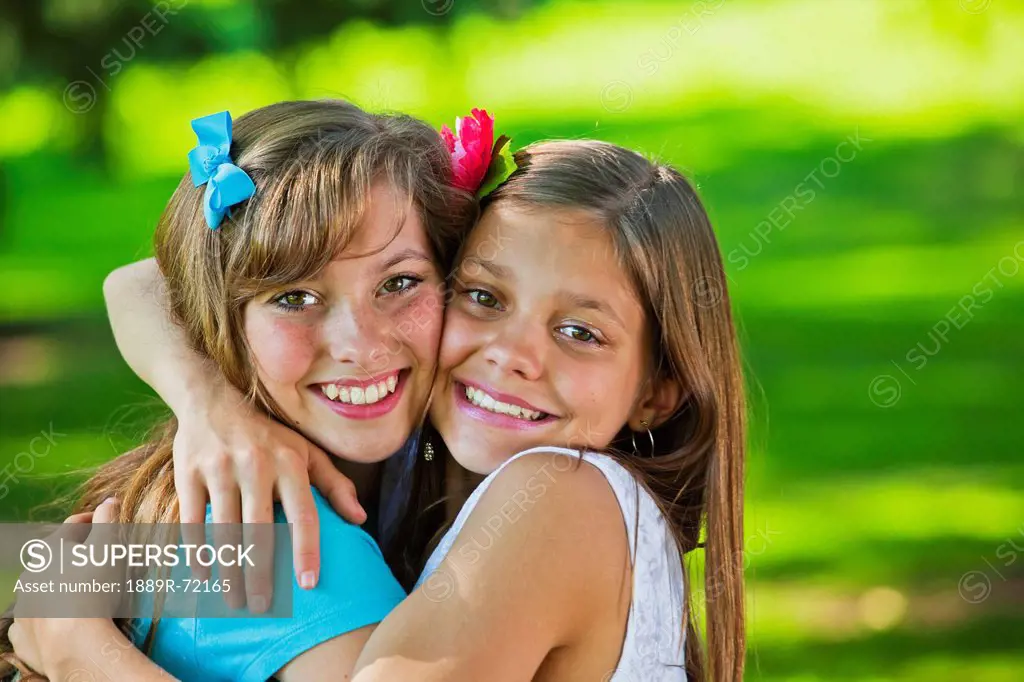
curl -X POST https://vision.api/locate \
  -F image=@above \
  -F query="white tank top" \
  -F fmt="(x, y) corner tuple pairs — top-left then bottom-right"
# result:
(416, 446), (687, 680)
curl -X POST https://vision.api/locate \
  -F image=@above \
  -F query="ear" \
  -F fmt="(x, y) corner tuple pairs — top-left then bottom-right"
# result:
(628, 374), (684, 431)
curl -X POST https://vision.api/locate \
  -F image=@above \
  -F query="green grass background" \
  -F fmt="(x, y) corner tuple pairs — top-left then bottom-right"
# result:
(1, 1), (1022, 679)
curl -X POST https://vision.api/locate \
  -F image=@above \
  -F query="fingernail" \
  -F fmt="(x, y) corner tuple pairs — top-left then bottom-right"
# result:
(100, 496), (118, 506)
(250, 595), (268, 613)
(300, 571), (317, 589)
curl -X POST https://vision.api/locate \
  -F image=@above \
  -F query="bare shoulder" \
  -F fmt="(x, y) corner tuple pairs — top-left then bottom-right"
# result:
(351, 452), (632, 681)
(448, 450), (631, 613)
(477, 449), (627, 530)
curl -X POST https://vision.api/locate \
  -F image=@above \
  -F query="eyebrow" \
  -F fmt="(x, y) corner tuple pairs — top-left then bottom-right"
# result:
(381, 248), (434, 270)
(565, 293), (627, 329)
(459, 256), (514, 280)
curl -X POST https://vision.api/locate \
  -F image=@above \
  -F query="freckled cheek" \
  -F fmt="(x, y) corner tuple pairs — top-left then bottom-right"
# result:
(392, 290), (444, 369)
(244, 315), (319, 385)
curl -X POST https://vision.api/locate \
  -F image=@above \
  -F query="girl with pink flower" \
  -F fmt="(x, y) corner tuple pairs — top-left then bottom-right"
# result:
(11, 104), (745, 681)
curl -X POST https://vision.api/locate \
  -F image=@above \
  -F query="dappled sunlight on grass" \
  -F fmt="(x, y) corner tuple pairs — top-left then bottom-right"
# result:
(730, 238), (1024, 310)
(0, 86), (70, 156)
(0, 254), (109, 320)
(108, 52), (293, 176)
(294, 21), (452, 116)
(2, 1), (1022, 165)
(747, 471), (1022, 558)
(897, 653), (1024, 682)
(0, 432), (122, 475)
(746, 612), (1024, 681)
(2, 1), (1021, 679)
(791, 362), (1017, 411)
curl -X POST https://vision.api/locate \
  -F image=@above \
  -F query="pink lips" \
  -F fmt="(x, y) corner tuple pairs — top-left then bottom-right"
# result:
(312, 370), (406, 421)
(453, 380), (555, 431)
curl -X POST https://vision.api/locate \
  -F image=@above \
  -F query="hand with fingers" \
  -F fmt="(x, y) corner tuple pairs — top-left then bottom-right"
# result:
(173, 395), (366, 612)
(10, 498), (126, 677)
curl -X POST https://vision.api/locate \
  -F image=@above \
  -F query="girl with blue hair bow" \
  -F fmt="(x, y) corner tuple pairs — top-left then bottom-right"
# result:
(2, 98), (474, 680)
(10, 102), (748, 682)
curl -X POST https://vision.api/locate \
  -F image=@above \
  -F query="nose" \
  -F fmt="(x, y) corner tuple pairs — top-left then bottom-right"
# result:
(321, 299), (393, 372)
(481, 320), (545, 382)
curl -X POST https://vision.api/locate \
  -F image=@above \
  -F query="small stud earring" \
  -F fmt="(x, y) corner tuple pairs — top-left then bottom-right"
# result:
(424, 439), (435, 462)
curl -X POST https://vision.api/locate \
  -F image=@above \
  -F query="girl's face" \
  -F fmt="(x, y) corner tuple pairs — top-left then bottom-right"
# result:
(431, 201), (655, 474)
(244, 182), (443, 463)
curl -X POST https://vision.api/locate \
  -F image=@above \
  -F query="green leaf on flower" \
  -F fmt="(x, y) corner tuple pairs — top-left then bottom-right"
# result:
(477, 135), (518, 198)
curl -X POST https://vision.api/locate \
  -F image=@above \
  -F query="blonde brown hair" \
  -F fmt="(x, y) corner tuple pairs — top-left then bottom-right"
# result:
(449, 139), (747, 681)
(0, 99), (474, 676)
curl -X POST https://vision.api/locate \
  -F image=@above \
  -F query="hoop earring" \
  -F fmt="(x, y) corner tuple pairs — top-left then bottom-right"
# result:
(630, 419), (655, 457)
(423, 438), (435, 462)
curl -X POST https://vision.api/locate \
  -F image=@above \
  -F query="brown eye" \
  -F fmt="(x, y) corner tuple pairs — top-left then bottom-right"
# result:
(468, 289), (500, 309)
(379, 276), (420, 295)
(557, 324), (599, 344)
(273, 291), (318, 310)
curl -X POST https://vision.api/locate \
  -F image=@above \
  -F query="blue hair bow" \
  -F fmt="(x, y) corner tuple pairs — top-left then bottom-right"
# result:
(187, 111), (256, 230)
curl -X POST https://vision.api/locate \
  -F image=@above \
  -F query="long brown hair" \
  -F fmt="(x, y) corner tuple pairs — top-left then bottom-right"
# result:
(472, 139), (746, 681)
(0, 99), (473, 677)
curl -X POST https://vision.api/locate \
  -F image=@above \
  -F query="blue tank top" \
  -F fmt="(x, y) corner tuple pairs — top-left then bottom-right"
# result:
(131, 488), (405, 681)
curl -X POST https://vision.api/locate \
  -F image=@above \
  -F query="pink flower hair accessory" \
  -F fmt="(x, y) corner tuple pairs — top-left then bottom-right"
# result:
(440, 108), (517, 198)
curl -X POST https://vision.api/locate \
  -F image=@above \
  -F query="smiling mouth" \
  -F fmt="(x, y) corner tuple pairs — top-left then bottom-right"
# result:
(461, 383), (550, 422)
(318, 371), (401, 406)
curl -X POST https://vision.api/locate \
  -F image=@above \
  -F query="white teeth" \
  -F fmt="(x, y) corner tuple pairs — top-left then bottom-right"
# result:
(321, 374), (400, 405)
(463, 385), (545, 421)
